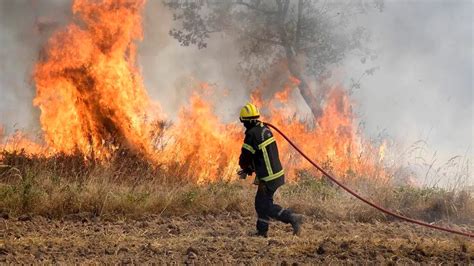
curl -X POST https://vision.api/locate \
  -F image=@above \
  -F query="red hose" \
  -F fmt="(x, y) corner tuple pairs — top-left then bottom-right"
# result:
(264, 122), (474, 238)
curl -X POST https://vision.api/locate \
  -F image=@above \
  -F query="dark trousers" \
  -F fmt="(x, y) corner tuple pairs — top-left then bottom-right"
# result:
(255, 182), (292, 234)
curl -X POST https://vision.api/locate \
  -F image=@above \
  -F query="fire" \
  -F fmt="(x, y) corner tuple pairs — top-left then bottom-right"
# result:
(274, 77), (299, 104)
(33, 0), (158, 160)
(1, 0), (390, 183)
(0, 131), (46, 156)
(158, 89), (242, 184)
(256, 85), (388, 181)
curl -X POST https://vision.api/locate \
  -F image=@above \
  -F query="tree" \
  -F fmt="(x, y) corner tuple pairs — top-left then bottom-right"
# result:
(166, 0), (383, 119)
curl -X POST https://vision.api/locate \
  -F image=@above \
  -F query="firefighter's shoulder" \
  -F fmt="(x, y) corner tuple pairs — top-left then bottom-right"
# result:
(262, 125), (273, 139)
(245, 126), (259, 138)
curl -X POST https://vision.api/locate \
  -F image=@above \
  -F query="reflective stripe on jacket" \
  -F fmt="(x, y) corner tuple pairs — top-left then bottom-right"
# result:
(239, 122), (284, 182)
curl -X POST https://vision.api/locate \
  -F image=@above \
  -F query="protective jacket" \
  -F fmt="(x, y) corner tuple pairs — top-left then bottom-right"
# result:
(239, 122), (285, 189)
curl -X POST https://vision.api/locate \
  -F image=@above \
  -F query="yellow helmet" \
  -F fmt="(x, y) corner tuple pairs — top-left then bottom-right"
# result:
(240, 103), (260, 121)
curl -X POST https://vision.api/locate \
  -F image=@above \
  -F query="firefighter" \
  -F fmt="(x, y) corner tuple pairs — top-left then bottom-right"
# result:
(238, 103), (303, 237)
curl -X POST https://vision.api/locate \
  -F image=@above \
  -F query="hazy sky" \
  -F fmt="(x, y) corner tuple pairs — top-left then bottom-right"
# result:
(345, 0), (472, 185)
(0, 0), (472, 185)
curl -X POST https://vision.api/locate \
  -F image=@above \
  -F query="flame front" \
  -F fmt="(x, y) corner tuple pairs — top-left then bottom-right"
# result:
(1, 0), (389, 183)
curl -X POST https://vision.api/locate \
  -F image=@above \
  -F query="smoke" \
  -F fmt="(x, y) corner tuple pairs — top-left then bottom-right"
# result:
(0, 0), (71, 134)
(139, 1), (247, 123)
(343, 0), (473, 186)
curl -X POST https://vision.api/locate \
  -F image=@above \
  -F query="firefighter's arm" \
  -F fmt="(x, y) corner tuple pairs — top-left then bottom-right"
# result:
(239, 134), (255, 175)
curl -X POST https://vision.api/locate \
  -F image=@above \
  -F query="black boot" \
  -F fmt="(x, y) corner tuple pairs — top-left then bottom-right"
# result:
(257, 231), (268, 238)
(290, 214), (303, 236)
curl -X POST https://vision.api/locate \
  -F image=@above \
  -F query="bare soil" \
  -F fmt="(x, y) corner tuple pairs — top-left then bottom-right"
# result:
(0, 213), (472, 264)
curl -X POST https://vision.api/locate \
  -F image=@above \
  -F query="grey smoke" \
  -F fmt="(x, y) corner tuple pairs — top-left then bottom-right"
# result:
(0, 0), (70, 134)
(344, 0), (473, 186)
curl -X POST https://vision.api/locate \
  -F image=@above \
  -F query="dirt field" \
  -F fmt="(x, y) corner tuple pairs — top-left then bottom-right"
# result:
(0, 213), (472, 264)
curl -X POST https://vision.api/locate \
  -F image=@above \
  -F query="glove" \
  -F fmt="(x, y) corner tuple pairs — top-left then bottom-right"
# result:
(237, 169), (248, 179)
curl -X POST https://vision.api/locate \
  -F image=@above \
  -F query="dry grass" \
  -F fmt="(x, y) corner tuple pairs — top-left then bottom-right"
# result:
(1, 151), (473, 229)
(2, 214), (472, 264)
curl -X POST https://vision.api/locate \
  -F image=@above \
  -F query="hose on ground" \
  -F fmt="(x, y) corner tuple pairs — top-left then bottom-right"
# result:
(264, 122), (474, 238)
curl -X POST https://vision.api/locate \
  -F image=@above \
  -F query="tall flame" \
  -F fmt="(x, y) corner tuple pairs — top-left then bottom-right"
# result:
(2, 0), (389, 183)
(33, 0), (158, 159)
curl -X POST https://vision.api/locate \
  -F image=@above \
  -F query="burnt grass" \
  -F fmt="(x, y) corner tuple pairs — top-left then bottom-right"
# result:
(0, 151), (473, 263)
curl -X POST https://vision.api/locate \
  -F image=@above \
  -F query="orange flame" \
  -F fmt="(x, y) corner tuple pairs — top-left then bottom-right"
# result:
(0, 130), (47, 156)
(264, 85), (388, 181)
(33, 0), (158, 160)
(158, 88), (241, 183)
